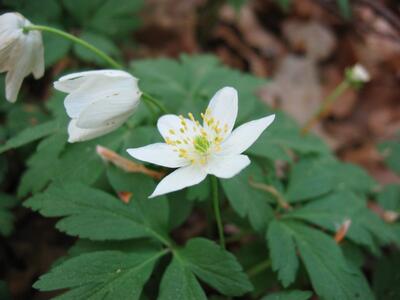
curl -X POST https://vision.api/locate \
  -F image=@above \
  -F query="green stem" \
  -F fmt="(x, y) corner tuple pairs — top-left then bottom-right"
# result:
(142, 92), (169, 115)
(23, 25), (123, 69)
(302, 80), (350, 134)
(211, 176), (225, 249)
(247, 259), (271, 278)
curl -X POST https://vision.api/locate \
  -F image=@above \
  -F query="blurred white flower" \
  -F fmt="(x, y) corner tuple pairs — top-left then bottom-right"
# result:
(127, 87), (275, 198)
(54, 70), (141, 143)
(348, 64), (370, 83)
(0, 13), (44, 102)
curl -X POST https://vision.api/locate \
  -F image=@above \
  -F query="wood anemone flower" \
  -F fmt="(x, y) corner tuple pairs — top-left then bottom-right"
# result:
(127, 87), (275, 198)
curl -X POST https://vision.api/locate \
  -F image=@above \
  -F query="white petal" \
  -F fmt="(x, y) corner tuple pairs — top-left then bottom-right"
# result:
(31, 31), (44, 79)
(61, 72), (140, 119)
(5, 38), (31, 102)
(157, 114), (196, 141)
(220, 114), (275, 155)
(127, 143), (189, 168)
(54, 70), (133, 93)
(76, 91), (140, 128)
(204, 87), (238, 139)
(67, 118), (123, 143)
(149, 165), (207, 198)
(206, 154), (250, 178)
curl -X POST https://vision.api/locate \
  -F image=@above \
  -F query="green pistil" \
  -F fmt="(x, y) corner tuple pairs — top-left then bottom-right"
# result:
(193, 135), (210, 154)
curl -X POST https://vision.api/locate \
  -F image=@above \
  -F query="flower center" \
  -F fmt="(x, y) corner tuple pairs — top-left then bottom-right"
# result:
(193, 135), (210, 154)
(164, 110), (229, 165)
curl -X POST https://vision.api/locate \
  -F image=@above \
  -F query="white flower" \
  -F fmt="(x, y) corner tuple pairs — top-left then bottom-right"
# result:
(0, 13), (44, 102)
(127, 87), (275, 198)
(349, 64), (370, 83)
(54, 70), (141, 143)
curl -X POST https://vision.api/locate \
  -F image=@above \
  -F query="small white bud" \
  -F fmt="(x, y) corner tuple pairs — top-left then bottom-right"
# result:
(351, 64), (370, 82)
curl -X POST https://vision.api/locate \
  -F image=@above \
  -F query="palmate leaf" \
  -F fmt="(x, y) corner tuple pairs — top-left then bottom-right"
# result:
(267, 220), (374, 300)
(285, 156), (376, 202)
(267, 220), (299, 287)
(34, 246), (166, 300)
(0, 120), (62, 154)
(159, 258), (207, 300)
(160, 238), (253, 298)
(19, 127), (126, 197)
(24, 182), (169, 242)
(221, 163), (274, 232)
(286, 191), (397, 253)
(62, 0), (143, 37)
(132, 55), (266, 124)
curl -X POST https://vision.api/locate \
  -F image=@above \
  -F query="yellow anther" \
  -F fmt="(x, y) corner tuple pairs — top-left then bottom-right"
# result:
(195, 121), (200, 127)
(188, 112), (195, 122)
(201, 113), (205, 120)
(176, 140), (182, 144)
(169, 129), (176, 135)
(180, 128), (185, 133)
(224, 124), (228, 132)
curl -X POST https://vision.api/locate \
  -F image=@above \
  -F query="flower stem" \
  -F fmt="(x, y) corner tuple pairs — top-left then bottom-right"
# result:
(301, 80), (350, 135)
(23, 25), (123, 69)
(247, 259), (271, 278)
(211, 176), (225, 249)
(142, 92), (169, 115)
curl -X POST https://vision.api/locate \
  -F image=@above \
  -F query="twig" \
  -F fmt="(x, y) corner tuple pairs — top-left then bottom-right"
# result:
(248, 177), (292, 210)
(96, 145), (165, 180)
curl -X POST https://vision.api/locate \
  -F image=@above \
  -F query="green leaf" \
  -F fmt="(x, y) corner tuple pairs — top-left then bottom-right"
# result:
(285, 157), (336, 202)
(287, 191), (396, 252)
(285, 157), (376, 202)
(34, 247), (167, 299)
(379, 140), (400, 175)
(158, 257), (207, 300)
(377, 184), (400, 211)
(261, 290), (312, 300)
(24, 183), (167, 242)
(249, 113), (330, 161)
(106, 166), (170, 238)
(63, 0), (143, 37)
(267, 220), (299, 287)
(0, 120), (61, 154)
(74, 31), (120, 66)
(0, 194), (19, 236)
(177, 238), (253, 297)
(132, 55), (268, 124)
(221, 163), (274, 232)
(3, 0), (62, 23)
(18, 132), (67, 197)
(373, 254), (400, 300)
(278, 220), (374, 300)
(337, 0), (352, 19)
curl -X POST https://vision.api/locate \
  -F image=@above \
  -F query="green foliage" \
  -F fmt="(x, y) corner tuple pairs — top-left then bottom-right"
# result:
(373, 254), (400, 300)
(261, 290), (312, 300)
(0, 194), (19, 236)
(24, 182), (169, 242)
(221, 163), (274, 232)
(379, 140), (400, 175)
(337, 0), (352, 19)
(34, 247), (166, 299)
(286, 156), (376, 202)
(287, 191), (396, 252)
(267, 220), (299, 287)
(267, 220), (374, 300)
(177, 238), (253, 296)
